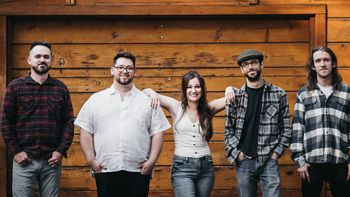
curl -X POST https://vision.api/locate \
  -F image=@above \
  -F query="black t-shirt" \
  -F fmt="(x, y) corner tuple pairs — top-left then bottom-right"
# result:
(239, 85), (264, 158)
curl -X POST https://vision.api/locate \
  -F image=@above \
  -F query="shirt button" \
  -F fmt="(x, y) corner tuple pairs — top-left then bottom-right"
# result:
(195, 152), (197, 154)
(193, 135), (195, 137)
(193, 124), (195, 127)
(193, 144), (195, 146)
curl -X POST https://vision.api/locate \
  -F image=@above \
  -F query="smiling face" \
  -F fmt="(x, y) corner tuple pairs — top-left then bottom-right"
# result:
(240, 58), (263, 82)
(312, 50), (334, 80)
(27, 45), (52, 75)
(186, 77), (202, 103)
(111, 57), (136, 86)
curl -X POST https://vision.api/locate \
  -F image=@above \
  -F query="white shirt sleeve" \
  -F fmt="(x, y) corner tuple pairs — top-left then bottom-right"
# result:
(74, 95), (95, 134)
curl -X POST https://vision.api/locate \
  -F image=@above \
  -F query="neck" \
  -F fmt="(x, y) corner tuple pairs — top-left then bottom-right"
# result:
(187, 101), (198, 111)
(246, 77), (264, 89)
(317, 76), (332, 87)
(30, 70), (48, 84)
(113, 81), (133, 95)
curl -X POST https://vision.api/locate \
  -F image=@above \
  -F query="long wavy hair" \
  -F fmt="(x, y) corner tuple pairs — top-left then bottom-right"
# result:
(306, 46), (342, 91)
(178, 71), (213, 141)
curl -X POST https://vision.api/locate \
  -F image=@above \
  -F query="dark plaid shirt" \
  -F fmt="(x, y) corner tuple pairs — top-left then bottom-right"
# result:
(1, 75), (74, 158)
(291, 84), (350, 167)
(225, 82), (292, 164)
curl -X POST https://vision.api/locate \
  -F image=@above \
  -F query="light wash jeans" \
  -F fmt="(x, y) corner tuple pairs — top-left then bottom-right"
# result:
(171, 155), (215, 197)
(236, 157), (281, 197)
(12, 157), (61, 197)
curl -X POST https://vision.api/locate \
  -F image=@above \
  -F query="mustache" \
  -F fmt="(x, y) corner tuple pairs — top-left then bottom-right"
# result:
(38, 62), (48, 66)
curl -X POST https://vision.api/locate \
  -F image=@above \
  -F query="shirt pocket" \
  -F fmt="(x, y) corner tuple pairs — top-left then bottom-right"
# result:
(264, 103), (278, 118)
(18, 95), (36, 112)
(48, 96), (64, 122)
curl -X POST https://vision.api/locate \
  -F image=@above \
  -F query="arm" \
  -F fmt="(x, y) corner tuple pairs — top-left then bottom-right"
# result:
(290, 93), (307, 168)
(140, 132), (164, 175)
(56, 87), (74, 157)
(273, 92), (292, 157)
(80, 129), (104, 173)
(1, 85), (21, 156)
(224, 103), (241, 164)
(208, 86), (236, 115)
(143, 88), (179, 116)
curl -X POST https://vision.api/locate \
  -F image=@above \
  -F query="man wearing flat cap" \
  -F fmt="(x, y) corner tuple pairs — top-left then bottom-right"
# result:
(224, 49), (292, 197)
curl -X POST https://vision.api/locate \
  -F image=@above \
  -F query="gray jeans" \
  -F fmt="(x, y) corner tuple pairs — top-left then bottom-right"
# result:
(171, 155), (215, 197)
(12, 157), (61, 197)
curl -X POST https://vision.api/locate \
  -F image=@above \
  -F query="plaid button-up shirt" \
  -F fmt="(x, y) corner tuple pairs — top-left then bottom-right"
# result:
(1, 75), (74, 158)
(291, 84), (350, 167)
(225, 82), (291, 164)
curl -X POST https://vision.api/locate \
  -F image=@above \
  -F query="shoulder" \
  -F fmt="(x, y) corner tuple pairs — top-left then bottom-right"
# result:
(266, 83), (286, 95)
(8, 76), (27, 87)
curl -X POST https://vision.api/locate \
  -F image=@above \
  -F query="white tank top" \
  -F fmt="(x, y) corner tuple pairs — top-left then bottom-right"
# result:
(173, 106), (211, 158)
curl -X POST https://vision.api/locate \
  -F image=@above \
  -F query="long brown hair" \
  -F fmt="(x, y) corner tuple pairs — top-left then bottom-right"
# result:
(180, 71), (213, 141)
(306, 46), (342, 90)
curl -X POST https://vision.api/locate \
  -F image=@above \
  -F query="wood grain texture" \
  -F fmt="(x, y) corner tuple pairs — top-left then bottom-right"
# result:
(12, 19), (309, 44)
(12, 43), (310, 69)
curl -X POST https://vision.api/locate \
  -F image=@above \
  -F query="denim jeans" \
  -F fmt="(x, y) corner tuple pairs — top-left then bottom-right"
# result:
(171, 155), (215, 197)
(12, 157), (61, 197)
(236, 157), (281, 197)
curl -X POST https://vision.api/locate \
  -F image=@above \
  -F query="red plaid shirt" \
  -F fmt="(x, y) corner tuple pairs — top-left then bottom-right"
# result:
(1, 75), (74, 158)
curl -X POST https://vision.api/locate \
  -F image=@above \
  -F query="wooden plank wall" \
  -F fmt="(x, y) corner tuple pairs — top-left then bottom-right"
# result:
(0, 0), (349, 197)
(10, 17), (309, 197)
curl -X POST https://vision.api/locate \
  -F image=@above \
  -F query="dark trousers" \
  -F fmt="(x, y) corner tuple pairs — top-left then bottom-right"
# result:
(95, 170), (151, 197)
(302, 163), (350, 197)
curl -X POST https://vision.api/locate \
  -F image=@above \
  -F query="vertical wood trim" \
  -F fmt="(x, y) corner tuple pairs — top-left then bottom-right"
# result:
(309, 16), (315, 51)
(0, 15), (7, 197)
(314, 13), (326, 47)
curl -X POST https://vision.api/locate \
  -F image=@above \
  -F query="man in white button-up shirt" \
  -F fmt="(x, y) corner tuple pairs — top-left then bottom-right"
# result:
(74, 51), (171, 197)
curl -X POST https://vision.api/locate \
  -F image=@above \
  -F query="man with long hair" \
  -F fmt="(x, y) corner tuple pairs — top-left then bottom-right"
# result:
(291, 46), (350, 196)
(225, 49), (291, 197)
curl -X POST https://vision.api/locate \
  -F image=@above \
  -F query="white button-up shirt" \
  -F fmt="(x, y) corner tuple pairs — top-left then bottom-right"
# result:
(74, 85), (170, 173)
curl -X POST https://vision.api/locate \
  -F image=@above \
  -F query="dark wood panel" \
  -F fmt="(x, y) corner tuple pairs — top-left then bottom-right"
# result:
(12, 43), (310, 68)
(12, 19), (309, 44)
(0, 15), (8, 197)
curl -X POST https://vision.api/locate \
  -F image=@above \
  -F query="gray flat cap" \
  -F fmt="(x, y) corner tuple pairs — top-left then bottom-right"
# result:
(237, 49), (264, 66)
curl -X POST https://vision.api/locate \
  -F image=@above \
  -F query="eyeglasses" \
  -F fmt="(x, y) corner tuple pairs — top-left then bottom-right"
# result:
(241, 59), (260, 69)
(113, 66), (135, 73)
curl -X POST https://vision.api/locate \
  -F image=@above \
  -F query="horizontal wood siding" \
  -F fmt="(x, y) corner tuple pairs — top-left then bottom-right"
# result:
(10, 17), (311, 196)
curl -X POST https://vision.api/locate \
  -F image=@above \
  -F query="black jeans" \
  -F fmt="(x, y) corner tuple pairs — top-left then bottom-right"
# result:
(302, 163), (350, 197)
(95, 170), (151, 197)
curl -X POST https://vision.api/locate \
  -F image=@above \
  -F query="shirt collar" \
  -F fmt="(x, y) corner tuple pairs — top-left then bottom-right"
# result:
(107, 84), (137, 96)
(24, 73), (55, 85)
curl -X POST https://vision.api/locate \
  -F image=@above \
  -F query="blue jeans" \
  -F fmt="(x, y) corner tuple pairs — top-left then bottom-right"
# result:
(236, 157), (281, 197)
(12, 157), (61, 197)
(171, 155), (215, 197)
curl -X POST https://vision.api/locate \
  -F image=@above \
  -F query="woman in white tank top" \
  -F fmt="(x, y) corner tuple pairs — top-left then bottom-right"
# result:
(143, 71), (234, 197)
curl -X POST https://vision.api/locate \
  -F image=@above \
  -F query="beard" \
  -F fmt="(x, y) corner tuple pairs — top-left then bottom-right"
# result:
(245, 69), (262, 82)
(32, 63), (50, 75)
(117, 77), (133, 85)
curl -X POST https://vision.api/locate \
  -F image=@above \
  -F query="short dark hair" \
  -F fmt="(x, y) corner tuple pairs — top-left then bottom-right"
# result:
(30, 41), (52, 51)
(113, 51), (136, 67)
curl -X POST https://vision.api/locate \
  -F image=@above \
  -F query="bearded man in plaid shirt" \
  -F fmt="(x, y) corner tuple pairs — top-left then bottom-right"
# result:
(290, 46), (350, 197)
(225, 49), (292, 197)
(1, 41), (74, 197)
